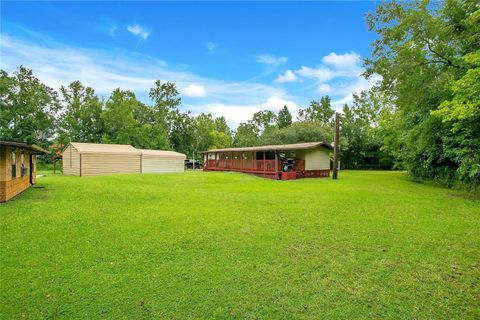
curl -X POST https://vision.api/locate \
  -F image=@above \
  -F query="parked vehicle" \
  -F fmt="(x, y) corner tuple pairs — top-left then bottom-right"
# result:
(184, 159), (202, 169)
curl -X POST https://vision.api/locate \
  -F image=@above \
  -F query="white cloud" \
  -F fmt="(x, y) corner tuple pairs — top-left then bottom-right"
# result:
(189, 96), (301, 128)
(189, 104), (260, 127)
(256, 54), (288, 67)
(206, 42), (216, 53)
(276, 70), (298, 83)
(317, 83), (333, 94)
(294, 51), (363, 84)
(322, 52), (361, 69)
(331, 75), (381, 109)
(296, 66), (336, 82)
(183, 84), (206, 97)
(290, 51), (379, 111)
(0, 34), (287, 128)
(261, 96), (300, 113)
(127, 24), (150, 40)
(0, 33), (379, 128)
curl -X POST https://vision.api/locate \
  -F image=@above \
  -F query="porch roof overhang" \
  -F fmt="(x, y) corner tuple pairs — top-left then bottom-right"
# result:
(201, 141), (332, 154)
(0, 140), (47, 154)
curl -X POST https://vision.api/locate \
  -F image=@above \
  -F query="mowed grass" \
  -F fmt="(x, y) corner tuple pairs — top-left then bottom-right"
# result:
(1, 171), (479, 319)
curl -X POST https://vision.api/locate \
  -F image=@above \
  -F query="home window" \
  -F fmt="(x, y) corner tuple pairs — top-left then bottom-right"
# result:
(11, 152), (16, 179)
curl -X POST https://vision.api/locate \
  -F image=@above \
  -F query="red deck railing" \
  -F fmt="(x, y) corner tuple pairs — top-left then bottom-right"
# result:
(204, 159), (305, 174)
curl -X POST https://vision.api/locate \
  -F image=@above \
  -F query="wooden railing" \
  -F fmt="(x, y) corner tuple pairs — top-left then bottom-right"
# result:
(205, 159), (305, 173)
(205, 159), (279, 172)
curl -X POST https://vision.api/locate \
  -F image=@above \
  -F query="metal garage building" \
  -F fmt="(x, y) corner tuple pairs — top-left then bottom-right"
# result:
(140, 149), (186, 173)
(62, 143), (186, 176)
(62, 143), (141, 176)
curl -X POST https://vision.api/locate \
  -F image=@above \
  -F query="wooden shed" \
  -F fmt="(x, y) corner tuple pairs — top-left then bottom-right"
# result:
(202, 141), (331, 180)
(0, 141), (47, 202)
(62, 142), (141, 176)
(139, 149), (186, 173)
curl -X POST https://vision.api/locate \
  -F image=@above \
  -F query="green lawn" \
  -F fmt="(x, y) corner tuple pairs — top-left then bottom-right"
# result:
(1, 171), (479, 319)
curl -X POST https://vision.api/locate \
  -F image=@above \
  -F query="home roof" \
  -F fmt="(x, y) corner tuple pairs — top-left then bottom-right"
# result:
(0, 141), (47, 154)
(139, 149), (186, 159)
(202, 141), (332, 153)
(68, 142), (141, 155)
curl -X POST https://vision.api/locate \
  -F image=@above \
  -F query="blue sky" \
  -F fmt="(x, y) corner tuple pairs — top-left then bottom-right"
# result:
(1, 1), (379, 127)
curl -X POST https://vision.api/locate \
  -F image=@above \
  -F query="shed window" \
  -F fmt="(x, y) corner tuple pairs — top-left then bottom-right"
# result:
(11, 152), (16, 179)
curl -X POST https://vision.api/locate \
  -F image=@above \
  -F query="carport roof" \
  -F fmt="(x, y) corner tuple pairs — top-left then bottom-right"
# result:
(139, 149), (186, 159)
(68, 142), (141, 155)
(202, 141), (332, 153)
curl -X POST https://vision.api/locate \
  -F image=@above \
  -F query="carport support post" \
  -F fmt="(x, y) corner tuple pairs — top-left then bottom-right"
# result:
(263, 151), (266, 176)
(333, 112), (340, 180)
(275, 151), (279, 177)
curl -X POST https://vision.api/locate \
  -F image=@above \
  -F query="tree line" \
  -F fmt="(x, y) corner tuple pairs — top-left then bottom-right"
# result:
(1, 0), (478, 189)
(1, 66), (388, 170)
(364, 0), (479, 189)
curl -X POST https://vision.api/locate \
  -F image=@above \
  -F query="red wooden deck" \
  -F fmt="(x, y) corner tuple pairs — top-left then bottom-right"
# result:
(203, 159), (329, 180)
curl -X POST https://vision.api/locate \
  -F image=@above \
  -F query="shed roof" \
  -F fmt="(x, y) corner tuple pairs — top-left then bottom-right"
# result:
(69, 142), (141, 155)
(202, 141), (332, 153)
(139, 149), (186, 159)
(0, 140), (47, 154)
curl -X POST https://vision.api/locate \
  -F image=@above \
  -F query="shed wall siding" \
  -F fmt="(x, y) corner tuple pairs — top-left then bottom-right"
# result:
(81, 154), (140, 176)
(62, 145), (80, 176)
(142, 156), (184, 173)
(0, 147), (33, 202)
(0, 146), (7, 182)
(304, 147), (330, 170)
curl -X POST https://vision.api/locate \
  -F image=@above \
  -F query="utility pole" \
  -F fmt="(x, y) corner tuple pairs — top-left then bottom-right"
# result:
(332, 112), (340, 180)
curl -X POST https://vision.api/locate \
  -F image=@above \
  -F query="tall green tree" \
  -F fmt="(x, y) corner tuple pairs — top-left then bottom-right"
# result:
(212, 116), (232, 149)
(233, 122), (260, 147)
(251, 110), (277, 136)
(214, 116), (232, 136)
(263, 122), (332, 145)
(168, 110), (196, 157)
(59, 81), (103, 144)
(340, 93), (393, 170)
(209, 130), (231, 150)
(192, 113), (215, 156)
(0, 66), (60, 147)
(102, 89), (151, 148)
(149, 80), (181, 150)
(365, 0), (480, 187)
(298, 96), (334, 126)
(277, 105), (292, 129)
(431, 50), (480, 185)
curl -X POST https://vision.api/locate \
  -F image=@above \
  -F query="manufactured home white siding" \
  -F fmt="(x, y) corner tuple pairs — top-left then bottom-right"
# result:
(304, 147), (330, 170)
